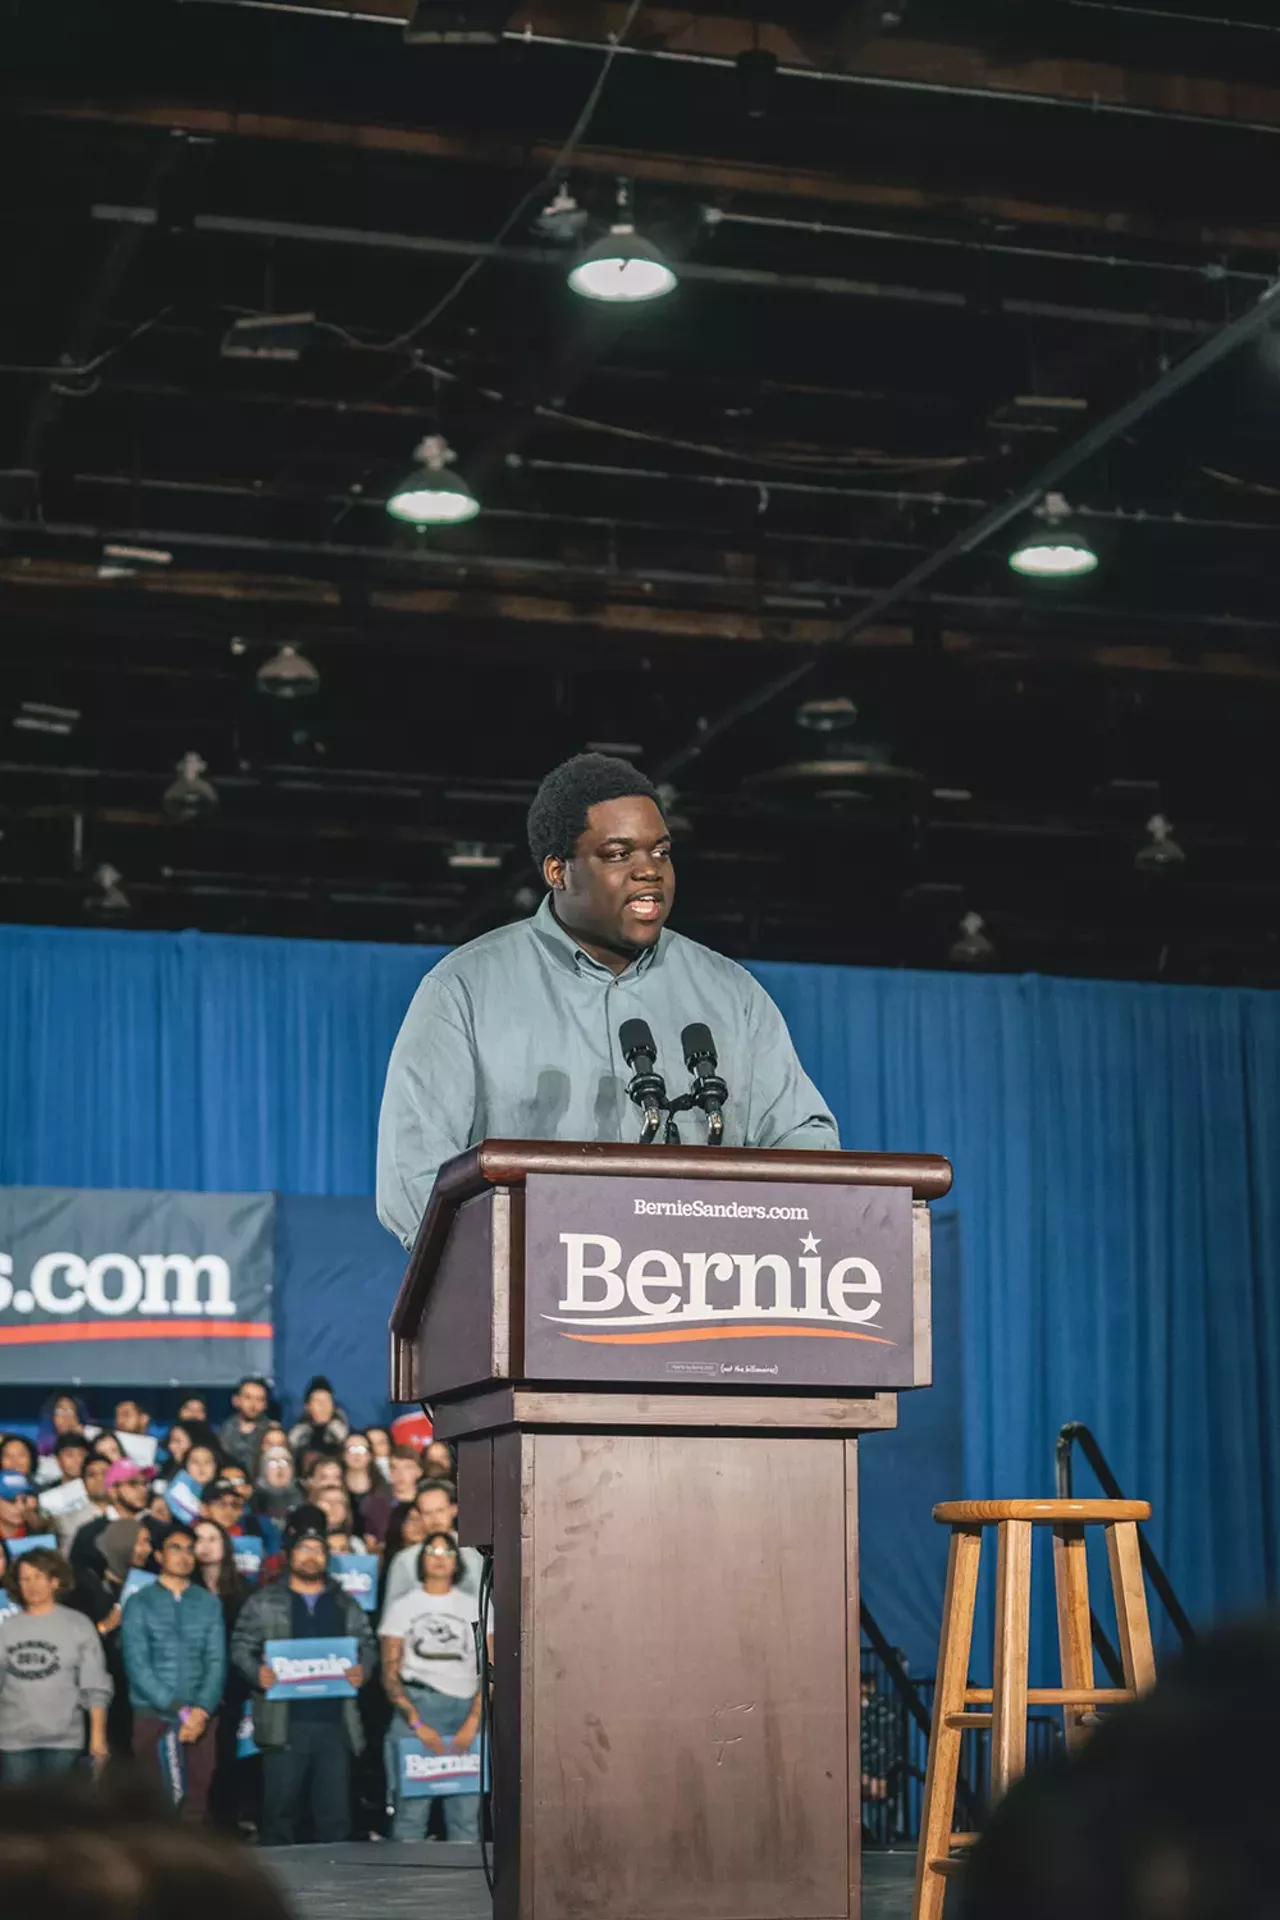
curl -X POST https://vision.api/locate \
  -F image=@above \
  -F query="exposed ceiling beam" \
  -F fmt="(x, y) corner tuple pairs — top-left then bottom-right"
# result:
(164, 0), (1280, 133)
(4, 560), (1280, 681)
(22, 99), (1280, 257)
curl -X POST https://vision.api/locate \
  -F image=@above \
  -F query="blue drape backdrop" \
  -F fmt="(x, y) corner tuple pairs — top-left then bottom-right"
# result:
(2, 924), (1277, 1668)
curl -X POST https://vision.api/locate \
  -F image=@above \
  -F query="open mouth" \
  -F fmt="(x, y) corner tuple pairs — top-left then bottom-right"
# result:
(625, 892), (665, 922)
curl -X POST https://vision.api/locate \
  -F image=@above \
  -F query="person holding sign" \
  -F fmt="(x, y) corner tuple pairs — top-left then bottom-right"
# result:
(230, 1506), (374, 1846)
(379, 1532), (490, 1842)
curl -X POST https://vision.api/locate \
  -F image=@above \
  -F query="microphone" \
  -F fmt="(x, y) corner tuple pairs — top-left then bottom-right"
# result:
(681, 1022), (728, 1145)
(620, 1018), (668, 1144)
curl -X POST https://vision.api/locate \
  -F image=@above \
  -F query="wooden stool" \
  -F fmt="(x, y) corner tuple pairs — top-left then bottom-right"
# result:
(912, 1498), (1157, 1920)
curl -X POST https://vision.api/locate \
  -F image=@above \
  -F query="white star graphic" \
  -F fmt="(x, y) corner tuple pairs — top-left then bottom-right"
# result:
(800, 1233), (821, 1255)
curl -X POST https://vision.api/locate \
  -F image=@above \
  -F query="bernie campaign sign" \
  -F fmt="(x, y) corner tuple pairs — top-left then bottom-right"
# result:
(330, 1552), (378, 1612)
(264, 1636), (359, 1701)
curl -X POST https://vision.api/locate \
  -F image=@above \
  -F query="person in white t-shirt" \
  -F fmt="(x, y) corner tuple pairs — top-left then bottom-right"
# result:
(379, 1532), (490, 1842)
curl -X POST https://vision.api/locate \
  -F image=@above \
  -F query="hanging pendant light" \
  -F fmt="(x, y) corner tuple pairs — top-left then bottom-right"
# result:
(1009, 492), (1099, 580)
(387, 434), (480, 526)
(568, 180), (677, 305)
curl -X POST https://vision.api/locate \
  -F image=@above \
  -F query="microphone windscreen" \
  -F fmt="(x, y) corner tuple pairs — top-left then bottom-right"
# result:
(681, 1022), (717, 1071)
(620, 1018), (657, 1068)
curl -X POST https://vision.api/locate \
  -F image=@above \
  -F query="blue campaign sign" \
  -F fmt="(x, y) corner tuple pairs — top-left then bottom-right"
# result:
(330, 1552), (378, 1612)
(8, 1533), (56, 1559)
(264, 1635), (358, 1701)
(398, 1733), (488, 1800)
(122, 1568), (158, 1606)
(165, 1471), (203, 1523)
(236, 1709), (259, 1759)
(232, 1536), (263, 1582)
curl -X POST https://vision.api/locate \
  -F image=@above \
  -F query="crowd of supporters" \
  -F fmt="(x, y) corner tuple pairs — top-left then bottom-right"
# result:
(0, 1379), (487, 1844)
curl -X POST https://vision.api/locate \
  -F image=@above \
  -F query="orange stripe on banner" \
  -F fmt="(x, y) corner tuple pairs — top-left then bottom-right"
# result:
(561, 1323), (895, 1346)
(0, 1320), (272, 1347)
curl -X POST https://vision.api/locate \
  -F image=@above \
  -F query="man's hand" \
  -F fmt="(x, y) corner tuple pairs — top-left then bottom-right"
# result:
(404, 1710), (444, 1753)
(179, 1707), (210, 1743)
(97, 1606), (121, 1636)
(450, 1717), (481, 1754)
(89, 1737), (110, 1771)
(258, 1663), (276, 1692)
(345, 1664), (364, 1691)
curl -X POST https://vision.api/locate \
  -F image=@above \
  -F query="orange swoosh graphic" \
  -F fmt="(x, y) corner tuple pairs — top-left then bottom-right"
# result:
(0, 1320), (271, 1346)
(561, 1324), (894, 1346)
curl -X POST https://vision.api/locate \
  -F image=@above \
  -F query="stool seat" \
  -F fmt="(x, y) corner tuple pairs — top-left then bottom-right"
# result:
(911, 1495), (1156, 1920)
(933, 1498), (1151, 1525)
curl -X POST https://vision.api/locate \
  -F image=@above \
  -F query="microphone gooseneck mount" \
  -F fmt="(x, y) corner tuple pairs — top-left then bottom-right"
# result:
(620, 1019), (731, 1147)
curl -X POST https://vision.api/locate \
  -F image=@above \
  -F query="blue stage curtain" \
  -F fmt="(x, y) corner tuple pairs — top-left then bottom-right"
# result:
(3, 925), (1278, 1653)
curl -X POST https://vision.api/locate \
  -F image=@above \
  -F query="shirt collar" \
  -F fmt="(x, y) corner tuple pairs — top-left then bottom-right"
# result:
(532, 891), (662, 979)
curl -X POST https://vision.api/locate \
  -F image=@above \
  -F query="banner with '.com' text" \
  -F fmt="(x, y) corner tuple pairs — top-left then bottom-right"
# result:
(0, 1186), (274, 1386)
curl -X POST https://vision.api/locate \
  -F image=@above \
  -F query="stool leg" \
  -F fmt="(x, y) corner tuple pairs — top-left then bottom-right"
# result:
(990, 1519), (1032, 1803)
(1052, 1523), (1096, 1750)
(1105, 1520), (1156, 1696)
(912, 1525), (982, 1920)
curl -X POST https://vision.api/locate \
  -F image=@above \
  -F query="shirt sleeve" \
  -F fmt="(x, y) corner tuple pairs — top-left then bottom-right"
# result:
(742, 979), (841, 1151)
(75, 1612), (114, 1712)
(376, 972), (480, 1251)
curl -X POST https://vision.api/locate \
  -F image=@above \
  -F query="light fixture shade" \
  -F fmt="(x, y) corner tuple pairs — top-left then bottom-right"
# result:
(257, 643), (321, 700)
(387, 468), (480, 526)
(1009, 528), (1099, 579)
(568, 225), (677, 304)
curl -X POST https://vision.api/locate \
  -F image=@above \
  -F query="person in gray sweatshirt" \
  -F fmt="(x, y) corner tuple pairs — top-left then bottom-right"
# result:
(0, 1546), (112, 1781)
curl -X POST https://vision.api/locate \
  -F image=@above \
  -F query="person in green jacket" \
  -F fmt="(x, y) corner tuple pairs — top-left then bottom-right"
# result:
(121, 1525), (226, 1820)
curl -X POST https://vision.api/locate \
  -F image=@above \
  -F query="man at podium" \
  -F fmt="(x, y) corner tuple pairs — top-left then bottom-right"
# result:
(377, 752), (838, 1250)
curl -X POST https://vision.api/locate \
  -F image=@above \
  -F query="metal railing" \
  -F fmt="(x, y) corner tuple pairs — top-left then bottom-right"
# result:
(1056, 1421), (1196, 1683)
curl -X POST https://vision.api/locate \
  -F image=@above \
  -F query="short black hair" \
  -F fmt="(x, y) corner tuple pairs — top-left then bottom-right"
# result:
(527, 753), (662, 870)
(416, 1531), (464, 1587)
(417, 1476), (458, 1504)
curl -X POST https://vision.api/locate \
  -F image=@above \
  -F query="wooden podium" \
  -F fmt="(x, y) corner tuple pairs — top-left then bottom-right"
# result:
(390, 1140), (951, 1920)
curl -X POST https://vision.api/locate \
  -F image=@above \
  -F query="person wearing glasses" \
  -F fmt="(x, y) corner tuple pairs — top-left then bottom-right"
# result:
(378, 1532), (490, 1842)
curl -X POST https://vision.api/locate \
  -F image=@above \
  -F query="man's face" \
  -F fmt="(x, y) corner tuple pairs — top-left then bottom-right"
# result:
(223, 1465), (249, 1493)
(84, 1460), (108, 1501)
(206, 1491), (244, 1530)
(57, 1442), (89, 1481)
(114, 1401), (147, 1434)
(178, 1397), (207, 1423)
(114, 1474), (149, 1514)
(308, 1460), (343, 1498)
(389, 1455), (422, 1502)
(237, 1382), (268, 1421)
(0, 1439), (31, 1473)
(424, 1442), (453, 1478)
(306, 1388), (335, 1426)
(546, 795), (674, 960)
(161, 1533), (196, 1579)
(0, 1495), (22, 1530)
(416, 1489), (457, 1535)
(290, 1537), (327, 1581)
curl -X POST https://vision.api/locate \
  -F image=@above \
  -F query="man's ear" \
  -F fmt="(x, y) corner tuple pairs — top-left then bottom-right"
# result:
(543, 854), (566, 892)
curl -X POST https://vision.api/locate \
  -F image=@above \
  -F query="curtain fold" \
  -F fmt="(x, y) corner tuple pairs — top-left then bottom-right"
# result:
(2, 925), (1277, 1639)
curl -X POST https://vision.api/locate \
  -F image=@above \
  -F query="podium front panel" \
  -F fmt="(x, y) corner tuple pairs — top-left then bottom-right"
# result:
(524, 1173), (919, 1390)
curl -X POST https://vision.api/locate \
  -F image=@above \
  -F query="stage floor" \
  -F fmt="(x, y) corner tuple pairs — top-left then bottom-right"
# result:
(262, 1842), (919, 1920)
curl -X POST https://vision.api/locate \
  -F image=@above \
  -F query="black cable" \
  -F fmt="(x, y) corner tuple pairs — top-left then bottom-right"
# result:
(476, 1545), (495, 1892)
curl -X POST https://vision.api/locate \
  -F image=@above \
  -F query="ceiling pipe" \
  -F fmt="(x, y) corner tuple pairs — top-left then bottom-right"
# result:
(88, 204), (1223, 338)
(50, 463), (1280, 543)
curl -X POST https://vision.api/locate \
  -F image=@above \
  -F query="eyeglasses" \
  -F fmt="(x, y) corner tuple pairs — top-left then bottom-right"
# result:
(424, 1545), (458, 1557)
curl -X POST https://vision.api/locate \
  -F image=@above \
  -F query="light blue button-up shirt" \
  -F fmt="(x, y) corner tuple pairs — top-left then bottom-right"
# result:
(376, 894), (839, 1248)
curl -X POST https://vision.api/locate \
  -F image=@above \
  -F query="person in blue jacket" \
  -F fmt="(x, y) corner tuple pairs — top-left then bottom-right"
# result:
(121, 1524), (226, 1820)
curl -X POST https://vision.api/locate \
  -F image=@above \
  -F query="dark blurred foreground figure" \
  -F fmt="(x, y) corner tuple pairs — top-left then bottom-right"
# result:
(962, 1616), (1280, 1920)
(0, 1772), (294, 1920)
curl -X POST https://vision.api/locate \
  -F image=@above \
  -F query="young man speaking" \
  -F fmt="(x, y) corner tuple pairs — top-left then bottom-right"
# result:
(377, 753), (837, 1250)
